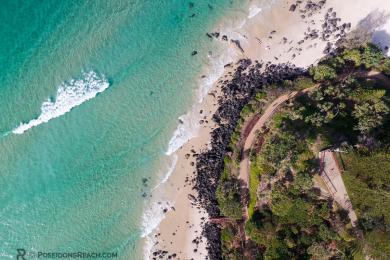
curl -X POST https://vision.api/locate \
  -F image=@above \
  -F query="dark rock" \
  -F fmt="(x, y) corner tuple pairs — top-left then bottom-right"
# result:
(230, 39), (244, 53)
(211, 32), (220, 38)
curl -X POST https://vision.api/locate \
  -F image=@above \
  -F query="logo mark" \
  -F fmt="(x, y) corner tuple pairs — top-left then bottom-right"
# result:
(16, 249), (26, 260)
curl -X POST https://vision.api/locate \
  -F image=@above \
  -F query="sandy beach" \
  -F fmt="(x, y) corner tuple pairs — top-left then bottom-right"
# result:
(150, 0), (390, 259)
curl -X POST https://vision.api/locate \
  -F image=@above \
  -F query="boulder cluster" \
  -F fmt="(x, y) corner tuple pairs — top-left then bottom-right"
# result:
(292, 0), (351, 54)
(290, 0), (326, 17)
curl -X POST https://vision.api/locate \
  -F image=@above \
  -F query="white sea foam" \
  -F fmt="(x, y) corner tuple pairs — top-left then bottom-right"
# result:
(12, 71), (109, 134)
(141, 198), (173, 259)
(248, 5), (262, 19)
(165, 113), (199, 156)
(141, 200), (172, 238)
(141, 156), (178, 259)
(152, 154), (178, 190)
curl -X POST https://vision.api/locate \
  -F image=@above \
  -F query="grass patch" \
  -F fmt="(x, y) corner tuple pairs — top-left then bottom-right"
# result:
(248, 158), (262, 217)
(293, 76), (315, 90)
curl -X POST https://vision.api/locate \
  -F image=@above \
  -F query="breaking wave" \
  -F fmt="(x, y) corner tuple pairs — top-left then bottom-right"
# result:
(248, 5), (262, 19)
(12, 71), (109, 134)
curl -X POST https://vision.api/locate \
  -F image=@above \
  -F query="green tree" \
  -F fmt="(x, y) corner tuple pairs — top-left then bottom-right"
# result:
(379, 58), (390, 76)
(264, 238), (290, 260)
(216, 178), (243, 220)
(352, 100), (389, 133)
(361, 43), (384, 69)
(342, 48), (362, 66)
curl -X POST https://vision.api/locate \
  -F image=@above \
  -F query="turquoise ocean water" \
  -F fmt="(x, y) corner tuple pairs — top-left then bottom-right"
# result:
(0, 0), (250, 259)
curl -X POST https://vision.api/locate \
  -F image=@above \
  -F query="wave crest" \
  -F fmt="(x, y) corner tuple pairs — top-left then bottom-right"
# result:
(12, 71), (109, 134)
(248, 5), (262, 19)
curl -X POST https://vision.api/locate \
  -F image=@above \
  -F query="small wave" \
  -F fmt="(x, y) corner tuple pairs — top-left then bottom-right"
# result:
(165, 113), (199, 155)
(141, 199), (173, 259)
(153, 155), (178, 190)
(198, 47), (239, 102)
(141, 156), (178, 259)
(248, 5), (262, 19)
(12, 71), (109, 134)
(141, 200), (170, 238)
(1, 131), (10, 138)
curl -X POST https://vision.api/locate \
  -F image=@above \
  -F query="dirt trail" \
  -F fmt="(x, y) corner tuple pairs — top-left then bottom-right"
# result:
(238, 86), (317, 186)
(367, 70), (390, 87)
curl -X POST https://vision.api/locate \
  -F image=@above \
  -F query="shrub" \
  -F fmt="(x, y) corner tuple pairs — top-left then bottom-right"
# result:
(293, 76), (315, 90)
(221, 224), (236, 244)
(216, 178), (243, 220)
(261, 132), (305, 168)
(240, 104), (254, 118)
(309, 64), (337, 82)
(342, 48), (362, 67)
(361, 43), (384, 69)
(255, 91), (267, 101)
(379, 58), (390, 76)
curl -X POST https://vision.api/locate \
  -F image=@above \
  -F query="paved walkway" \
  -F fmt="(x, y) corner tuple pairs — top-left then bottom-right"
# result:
(319, 150), (358, 226)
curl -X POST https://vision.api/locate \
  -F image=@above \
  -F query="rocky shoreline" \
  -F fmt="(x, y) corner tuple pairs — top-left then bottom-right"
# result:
(194, 59), (306, 259)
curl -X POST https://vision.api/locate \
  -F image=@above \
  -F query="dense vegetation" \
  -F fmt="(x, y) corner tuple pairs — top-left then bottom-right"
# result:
(342, 152), (390, 259)
(217, 43), (390, 259)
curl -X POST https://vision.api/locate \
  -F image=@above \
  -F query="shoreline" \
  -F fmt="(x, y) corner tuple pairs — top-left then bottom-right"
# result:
(148, 0), (390, 259)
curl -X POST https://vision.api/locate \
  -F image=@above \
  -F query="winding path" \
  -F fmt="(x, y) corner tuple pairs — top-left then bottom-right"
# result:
(238, 86), (317, 186)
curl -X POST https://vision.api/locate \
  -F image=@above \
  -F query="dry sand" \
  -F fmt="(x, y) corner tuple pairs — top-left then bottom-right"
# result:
(149, 0), (390, 259)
